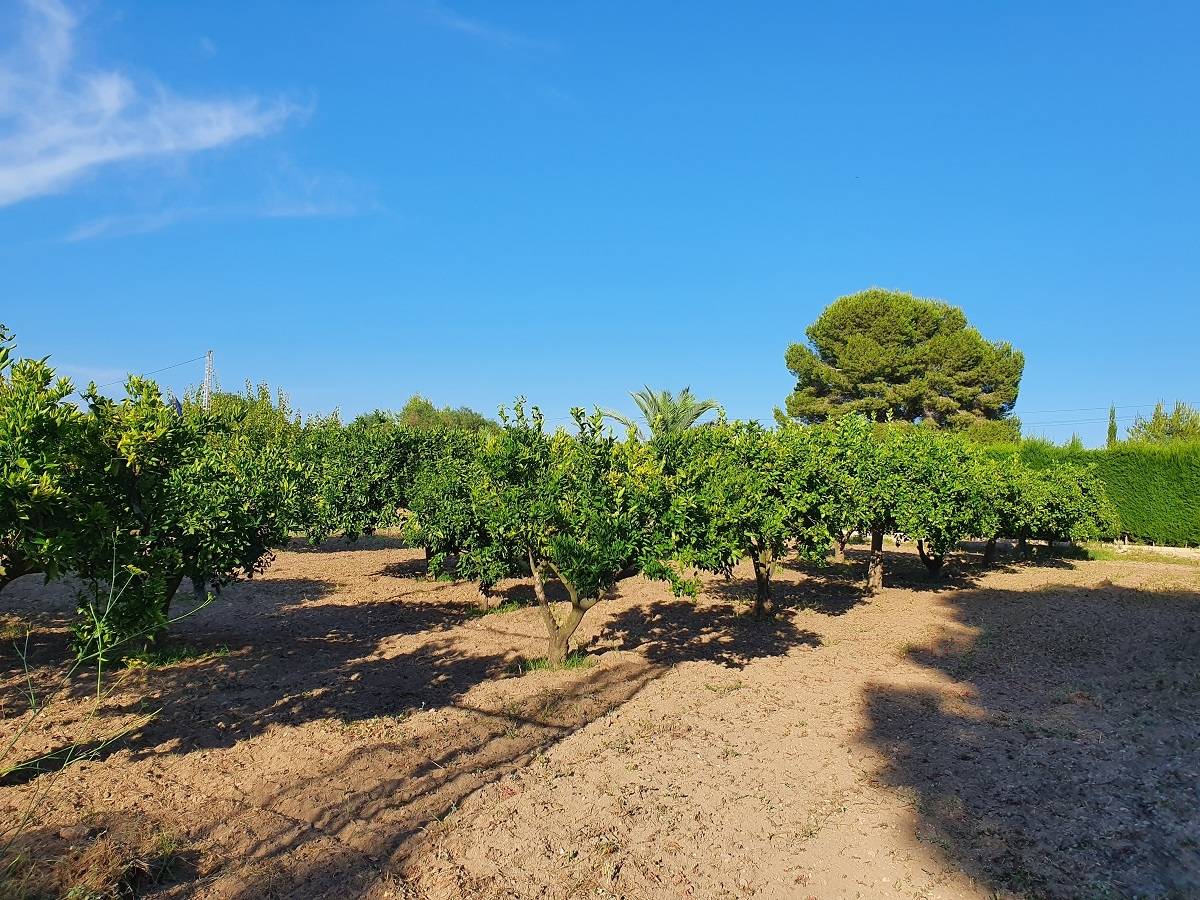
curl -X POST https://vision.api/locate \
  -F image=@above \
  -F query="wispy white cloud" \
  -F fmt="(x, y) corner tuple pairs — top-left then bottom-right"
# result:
(0, 0), (301, 208)
(422, 1), (546, 49)
(65, 208), (199, 241)
(55, 362), (129, 385)
(65, 162), (377, 240)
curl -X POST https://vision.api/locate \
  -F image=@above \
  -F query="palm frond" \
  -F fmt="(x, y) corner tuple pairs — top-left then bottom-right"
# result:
(609, 385), (722, 439)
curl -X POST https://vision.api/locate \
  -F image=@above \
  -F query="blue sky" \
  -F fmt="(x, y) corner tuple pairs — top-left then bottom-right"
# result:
(2, 0), (1197, 445)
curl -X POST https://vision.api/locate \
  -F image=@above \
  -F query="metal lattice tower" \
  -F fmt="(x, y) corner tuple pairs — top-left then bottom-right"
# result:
(202, 349), (214, 410)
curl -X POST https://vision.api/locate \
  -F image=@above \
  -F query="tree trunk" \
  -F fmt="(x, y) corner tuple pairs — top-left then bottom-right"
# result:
(476, 585), (490, 612)
(751, 551), (773, 618)
(866, 528), (885, 594)
(916, 540), (944, 577)
(528, 550), (592, 666)
(545, 602), (587, 666)
(831, 537), (846, 563)
(160, 574), (184, 620)
(1017, 536), (1029, 557)
(983, 536), (998, 566)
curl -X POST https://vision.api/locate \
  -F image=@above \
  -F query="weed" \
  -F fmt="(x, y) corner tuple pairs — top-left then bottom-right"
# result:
(123, 644), (230, 669)
(513, 651), (594, 674)
(466, 599), (525, 619)
(0, 819), (191, 900)
(704, 679), (745, 695)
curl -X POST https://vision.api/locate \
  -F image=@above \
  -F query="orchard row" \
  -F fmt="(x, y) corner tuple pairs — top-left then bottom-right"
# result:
(1, 331), (1113, 663)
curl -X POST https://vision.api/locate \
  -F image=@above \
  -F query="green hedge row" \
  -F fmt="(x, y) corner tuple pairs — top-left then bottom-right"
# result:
(984, 441), (1200, 546)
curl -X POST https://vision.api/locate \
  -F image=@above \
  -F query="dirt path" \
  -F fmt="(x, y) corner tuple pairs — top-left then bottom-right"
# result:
(2, 540), (1198, 899)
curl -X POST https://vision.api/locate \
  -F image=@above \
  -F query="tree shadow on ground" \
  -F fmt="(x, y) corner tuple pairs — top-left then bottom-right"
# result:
(497, 579), (568, 604)
(1, 809), (200, 898)
(204, 653), (670, 899)
(3, 564), (821, 899)
(198, 592), (821, 898)
(0, 576), (496, 777)
(861, 580), (1200, 898)
(595, 597), (821, 668)
(370, 557), (430, 579)
(288, 533), (412, 553)
(715, 560), (870, 616)
(95, 578), (508, 757)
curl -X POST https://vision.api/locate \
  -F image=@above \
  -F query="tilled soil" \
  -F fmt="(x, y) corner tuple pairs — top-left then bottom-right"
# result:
(2, 539), (1198, 899)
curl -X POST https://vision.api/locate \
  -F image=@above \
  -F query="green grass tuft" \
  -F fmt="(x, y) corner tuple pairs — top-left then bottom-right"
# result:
(123, 644), (230, 669)
(467, 599), (526, 618)
(514, 651), (593, 674)
(1084, 543), (1200, 567)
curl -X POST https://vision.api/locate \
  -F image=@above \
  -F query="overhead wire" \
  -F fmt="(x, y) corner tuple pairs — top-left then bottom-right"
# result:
(89, 354), (207, 390)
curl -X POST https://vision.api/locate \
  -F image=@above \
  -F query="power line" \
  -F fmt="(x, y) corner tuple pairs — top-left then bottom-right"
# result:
(1023, 415), (1142, 428)
(1016, 401), (1196, 415)
(90, 354), (207, 390)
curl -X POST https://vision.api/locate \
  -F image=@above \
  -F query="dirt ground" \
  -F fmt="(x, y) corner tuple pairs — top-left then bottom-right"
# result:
(2, 539), (1198, 899)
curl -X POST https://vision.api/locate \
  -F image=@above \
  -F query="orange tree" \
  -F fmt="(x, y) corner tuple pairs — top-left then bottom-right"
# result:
(890, 429), (989, 577)
(0, 326), (89, 595)
(655, 420), (830, 617)
(72, 378), (302, 654)
(463, 401), (677, 664)
(402, 428), (521, 608)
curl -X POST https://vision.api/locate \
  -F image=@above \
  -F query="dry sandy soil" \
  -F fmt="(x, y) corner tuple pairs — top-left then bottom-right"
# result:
(2, 539), (1198, 899)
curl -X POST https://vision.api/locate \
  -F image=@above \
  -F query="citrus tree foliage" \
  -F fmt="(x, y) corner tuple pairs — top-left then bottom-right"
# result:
(973, 456), (1028, 563)
(468, 401), (674, 664)
(1128, 401), (1200, 445)
(603, 385), (722, 440)
(796, 415), (876, 561)
(974, 458), (1117, 558)
(298, 416), (414, 542)
(1032, 464), (1118, 544)
(353, 395), (499, 434)
(784, 288), (1023, 429)
(0, 326), (87, 592)
(402, 429), (520, 604)
(657, 421), (829, 616)
(186, 381), (303, 444)
(833, 418), (900, 593)
(889, 429), (987, 576)
(72, 378), (302, 652)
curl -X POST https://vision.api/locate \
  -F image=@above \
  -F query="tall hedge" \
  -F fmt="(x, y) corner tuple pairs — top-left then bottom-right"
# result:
(984, 440), (1200, 546)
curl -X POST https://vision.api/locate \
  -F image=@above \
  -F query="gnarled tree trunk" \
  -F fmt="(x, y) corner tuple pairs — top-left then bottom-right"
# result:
(866, 528), (885, 594)
(751, 548), (774, 618)
(916, 540), (944, 577)
(982, 536), (998, 566)
(528, 550), (594, 666)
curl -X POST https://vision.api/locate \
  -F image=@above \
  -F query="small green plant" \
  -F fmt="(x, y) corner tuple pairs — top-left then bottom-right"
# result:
(1084, 543), (1200, 568)
(466, 598), (525, 619)
(514, 651), (594, 673)
(122, 643), (230, 669)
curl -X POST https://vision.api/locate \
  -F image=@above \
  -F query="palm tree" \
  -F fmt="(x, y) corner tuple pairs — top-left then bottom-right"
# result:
(603, 386), (722, 439)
